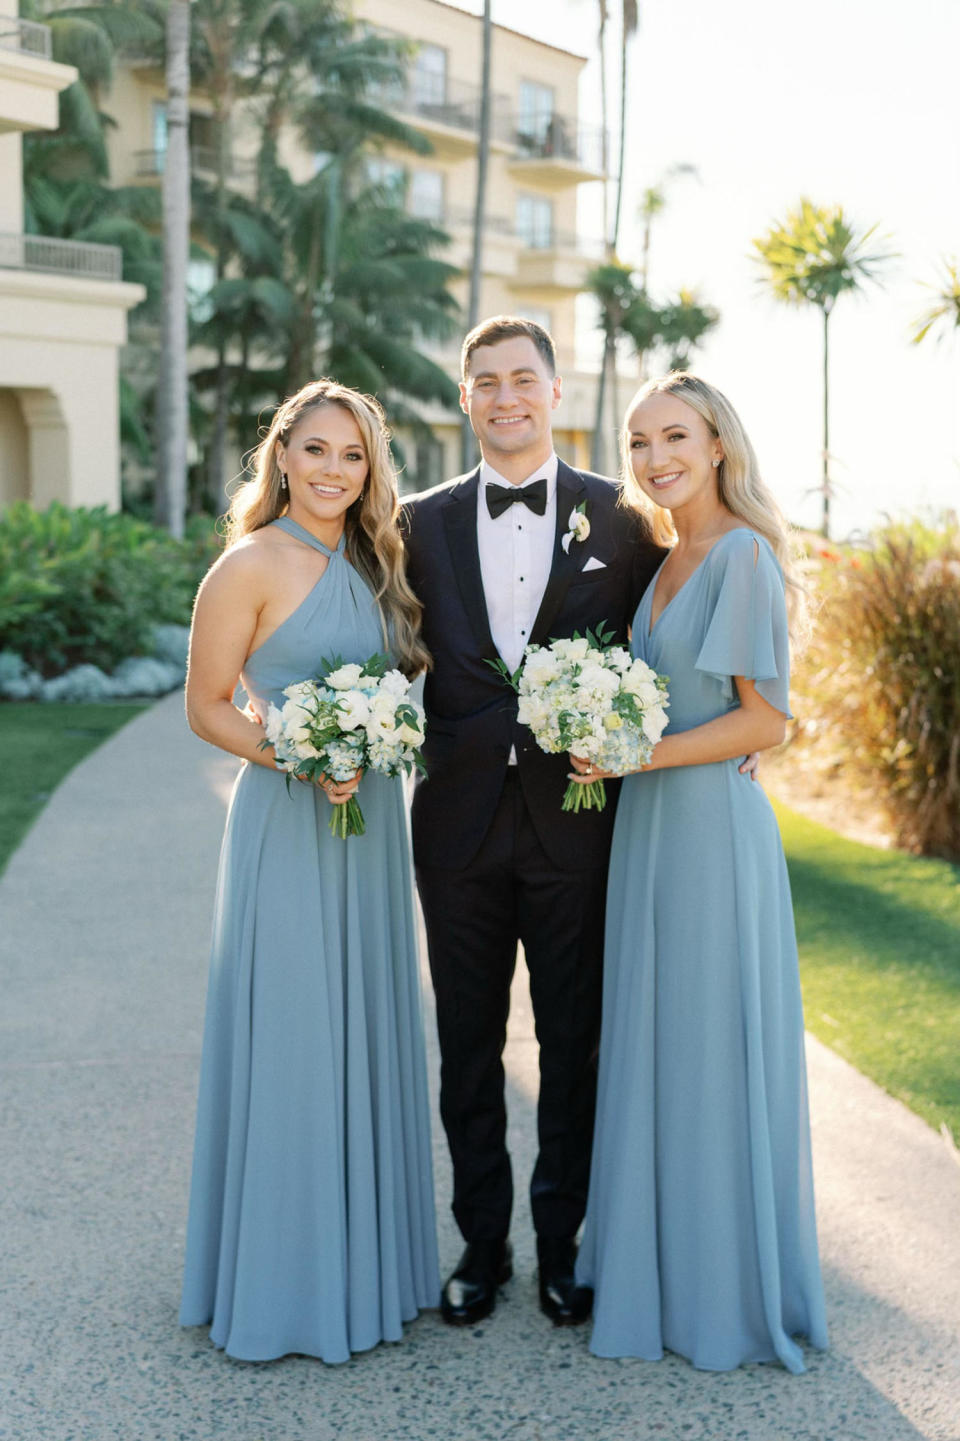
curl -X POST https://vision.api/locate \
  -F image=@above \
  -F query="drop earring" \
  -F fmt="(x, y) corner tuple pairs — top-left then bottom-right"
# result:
(279, 470), (288, 490)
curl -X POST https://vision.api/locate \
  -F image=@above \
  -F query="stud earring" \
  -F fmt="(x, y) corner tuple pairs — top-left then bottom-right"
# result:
(712, 459), (721, 469)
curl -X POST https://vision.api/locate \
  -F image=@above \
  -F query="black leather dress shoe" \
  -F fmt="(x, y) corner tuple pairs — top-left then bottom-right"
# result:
(441, 1239), (513, 1326)
(537, 1236), (593, 1326)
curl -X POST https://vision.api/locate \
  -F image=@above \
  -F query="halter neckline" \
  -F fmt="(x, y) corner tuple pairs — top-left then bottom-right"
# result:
(272, 515), (345, 558)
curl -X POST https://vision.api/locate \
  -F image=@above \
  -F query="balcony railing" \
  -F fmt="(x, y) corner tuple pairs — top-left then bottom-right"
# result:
(510, 116), (606, 175)
(372, 73), (492, 135)
(445, 207), (603, 258)
(135, 146), (257, 182)
(0, 232), (122, 282)
(0, 17), (53, 59)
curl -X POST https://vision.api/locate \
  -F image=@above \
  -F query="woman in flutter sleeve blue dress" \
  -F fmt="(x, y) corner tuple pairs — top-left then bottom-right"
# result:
(179, 380), (439, 1363)
(573, 373), (828, 1373)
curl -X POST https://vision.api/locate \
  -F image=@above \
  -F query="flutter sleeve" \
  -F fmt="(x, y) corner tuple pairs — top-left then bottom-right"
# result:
(694, 530), (793, 718)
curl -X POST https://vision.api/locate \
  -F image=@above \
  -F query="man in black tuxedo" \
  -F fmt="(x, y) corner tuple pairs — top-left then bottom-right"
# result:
(402, 316), (664, 1328)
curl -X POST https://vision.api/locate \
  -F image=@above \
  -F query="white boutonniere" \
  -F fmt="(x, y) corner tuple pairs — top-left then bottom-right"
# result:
(562, 501), (590, 554)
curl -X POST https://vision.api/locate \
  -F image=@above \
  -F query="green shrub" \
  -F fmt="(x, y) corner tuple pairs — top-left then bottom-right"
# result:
(796, 522), (960, 859)
(0, 502), (222, 676)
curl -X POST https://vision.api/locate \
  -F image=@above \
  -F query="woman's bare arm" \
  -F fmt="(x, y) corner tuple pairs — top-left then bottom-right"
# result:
(185, 549), (278, 770)
(570, 676), (785, 781)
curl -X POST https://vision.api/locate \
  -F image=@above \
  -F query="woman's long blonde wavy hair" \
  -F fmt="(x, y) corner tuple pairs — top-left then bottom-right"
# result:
(225, 379), (431, 676)
(620, 371), (807, 636)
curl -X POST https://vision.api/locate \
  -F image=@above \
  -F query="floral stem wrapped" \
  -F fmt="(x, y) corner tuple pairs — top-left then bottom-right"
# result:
(262, 653), (426, 838)
(491, 625), (670, 812)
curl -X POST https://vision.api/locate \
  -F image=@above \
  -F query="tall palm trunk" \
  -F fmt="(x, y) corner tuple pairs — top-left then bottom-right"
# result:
(461, 0), (492, 472)
(609, 2), (638, 451)
(821, 300), (832, 539)
(155, 0), (191, 537)
(590, 0), (612, 473)
(206, 45), (235, 508)
(611, 1), (638, 253)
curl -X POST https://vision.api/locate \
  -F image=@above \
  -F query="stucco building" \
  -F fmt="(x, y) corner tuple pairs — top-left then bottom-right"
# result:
(0, 0), (145, 510)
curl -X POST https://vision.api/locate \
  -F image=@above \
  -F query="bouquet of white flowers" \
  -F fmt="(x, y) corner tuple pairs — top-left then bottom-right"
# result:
(492, 625), (670, 813)
(262, 653), (426, 838)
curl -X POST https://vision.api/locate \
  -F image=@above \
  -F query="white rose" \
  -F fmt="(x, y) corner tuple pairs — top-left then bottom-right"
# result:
(644, 705), (669, 745)
(283, 680), (317, 704)
(397, 719), (424, 745)
(264, 703), (285, 747)
(522, 649), (561, 688)
(558, 636), (589, 662)
(336, 690), (370, 730)
(576, 662), (618, 695)
(326, 662), (364, 690)
(292, 737), (321, 760)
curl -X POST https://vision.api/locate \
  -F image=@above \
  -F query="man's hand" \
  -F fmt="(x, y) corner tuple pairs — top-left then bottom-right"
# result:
(739, 751), (760, 781)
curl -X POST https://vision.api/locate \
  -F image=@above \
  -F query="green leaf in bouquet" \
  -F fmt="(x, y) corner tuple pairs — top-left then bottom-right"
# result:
(360, 652), (390, 679)
(485, 655), (525, 691)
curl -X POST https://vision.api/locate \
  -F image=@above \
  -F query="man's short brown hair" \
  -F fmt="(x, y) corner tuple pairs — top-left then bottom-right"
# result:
(461, 315), (557, 379)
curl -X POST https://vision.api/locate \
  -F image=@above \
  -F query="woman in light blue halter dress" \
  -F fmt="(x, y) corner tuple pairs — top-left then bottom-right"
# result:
(179, 380), (439, 1363)
(573, 374), (827, 1373)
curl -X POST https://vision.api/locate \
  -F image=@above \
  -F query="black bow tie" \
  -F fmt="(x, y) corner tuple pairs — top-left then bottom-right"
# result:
(485, 477), (548, 520)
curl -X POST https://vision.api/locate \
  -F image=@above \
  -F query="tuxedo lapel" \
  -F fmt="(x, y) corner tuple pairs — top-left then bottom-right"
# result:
(441, 469), (499, 659)
(529, 461), (588, 646)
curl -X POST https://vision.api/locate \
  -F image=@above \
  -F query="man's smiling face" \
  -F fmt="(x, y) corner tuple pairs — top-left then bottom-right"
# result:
(460, 335), (562, 475)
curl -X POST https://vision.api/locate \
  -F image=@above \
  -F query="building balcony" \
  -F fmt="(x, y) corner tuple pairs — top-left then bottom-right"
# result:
(433, 208), (603, 292)
(0, 17), (52, 60)
(510, 228), (604, 293)
(371, 74), (508, 158)
(507, 116), (606, 185)
(0, 18), (76, 134)
(133, 146), (258, 188)
(0, 231), (122, 282)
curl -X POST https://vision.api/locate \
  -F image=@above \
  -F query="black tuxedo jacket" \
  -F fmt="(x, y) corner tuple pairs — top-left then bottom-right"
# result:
(402, 460), (665, 872)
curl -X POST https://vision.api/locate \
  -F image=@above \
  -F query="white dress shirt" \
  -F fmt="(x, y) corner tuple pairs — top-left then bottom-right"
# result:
(477, 454), (559, 675)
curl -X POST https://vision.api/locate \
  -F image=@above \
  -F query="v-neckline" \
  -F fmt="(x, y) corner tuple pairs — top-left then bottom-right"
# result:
(647, 527), (754, 636)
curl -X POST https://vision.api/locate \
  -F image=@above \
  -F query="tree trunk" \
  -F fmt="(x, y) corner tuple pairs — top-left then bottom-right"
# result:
(612, 1), (638, 252)
(597, 1), (609, 249)
(590, 1), (613, 474)
(821, 301), (831, 539)
(461, 0), (492, 473)
(155, 0), (190, 537)
(206, 64), (234, 508)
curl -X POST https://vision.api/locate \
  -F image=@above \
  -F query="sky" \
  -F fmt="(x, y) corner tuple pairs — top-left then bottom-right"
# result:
(445, 0), (960, 538)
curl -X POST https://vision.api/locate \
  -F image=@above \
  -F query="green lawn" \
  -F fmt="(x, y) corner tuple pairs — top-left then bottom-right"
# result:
(775, 800), (960, 1145)
(0, 702), (146, 877)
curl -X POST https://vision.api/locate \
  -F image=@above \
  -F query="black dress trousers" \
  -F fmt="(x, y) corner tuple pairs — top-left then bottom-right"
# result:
(416, 769), (609, 1244)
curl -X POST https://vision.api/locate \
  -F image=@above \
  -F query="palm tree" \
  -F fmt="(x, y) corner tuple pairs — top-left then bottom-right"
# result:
(911, 258), (960, 346)
(753, 198), (895, 538)
(462, 0), (492, 471)
(611, 0), (639, 253)
(179, 0), (435, 498)
(154, 0), (190, 538)
(591, 1), (641, 471)
(586, 264), (718, 431)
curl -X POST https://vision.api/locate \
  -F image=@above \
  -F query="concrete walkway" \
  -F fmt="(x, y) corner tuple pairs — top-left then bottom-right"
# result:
(2, 692), (959, 1441)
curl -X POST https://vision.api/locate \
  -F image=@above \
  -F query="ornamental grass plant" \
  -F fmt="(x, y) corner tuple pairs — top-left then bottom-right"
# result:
(794, 521), (960, 859)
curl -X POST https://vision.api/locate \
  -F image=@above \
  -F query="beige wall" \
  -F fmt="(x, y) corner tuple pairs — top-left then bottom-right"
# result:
(0, 271), (145, 509)
(0, 14), (146, 512)
(0, 388), (29, 501)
